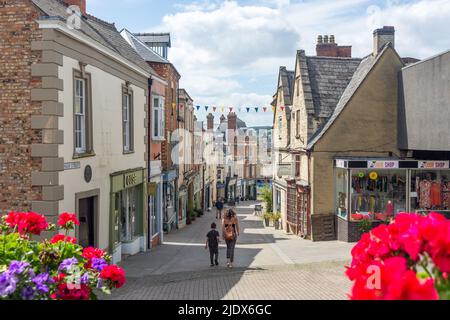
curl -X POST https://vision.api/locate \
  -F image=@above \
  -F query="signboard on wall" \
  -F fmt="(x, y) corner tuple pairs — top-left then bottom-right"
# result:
(367, 160), (399, 169)
(277, 164), (292, 177)
(418, 161), (449, 169)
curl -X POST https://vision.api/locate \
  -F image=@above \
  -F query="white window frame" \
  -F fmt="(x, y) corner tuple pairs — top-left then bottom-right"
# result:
(152, 95), (165, 140)
(123, 93), (131, 152)
(74, 78), (86, 154)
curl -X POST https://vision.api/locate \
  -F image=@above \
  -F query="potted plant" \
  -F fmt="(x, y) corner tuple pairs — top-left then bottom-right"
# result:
(0, 211), (126, 300)
(272, 212), (282, 230)
(263, 212), (272, 227)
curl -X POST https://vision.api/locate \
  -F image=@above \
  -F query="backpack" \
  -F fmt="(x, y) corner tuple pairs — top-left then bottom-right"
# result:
(224, 218), (236, 241)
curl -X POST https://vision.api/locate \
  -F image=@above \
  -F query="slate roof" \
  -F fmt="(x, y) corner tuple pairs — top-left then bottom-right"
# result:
(120, 29), (169, 64)
(32, 0), (156, 76)
(306, 44), (393, 149)
(305, 56), (361, 118)
(279, 67), (295, 106)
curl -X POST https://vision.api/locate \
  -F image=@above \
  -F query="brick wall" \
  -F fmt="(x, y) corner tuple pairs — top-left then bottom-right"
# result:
(0, 0), (43, 214)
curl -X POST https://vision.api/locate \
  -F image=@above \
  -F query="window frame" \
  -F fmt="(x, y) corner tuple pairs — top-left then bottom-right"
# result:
(73, 70), (94, 159)
(152, 94), (165, 140)
(122, 85), (134, 154)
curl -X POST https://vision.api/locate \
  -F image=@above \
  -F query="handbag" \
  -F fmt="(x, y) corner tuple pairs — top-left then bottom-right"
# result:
(224, 218), (236, 241)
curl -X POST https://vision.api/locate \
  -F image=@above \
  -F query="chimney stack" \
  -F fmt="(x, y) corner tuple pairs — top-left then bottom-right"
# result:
(64, 0), (86, 15)
(207, 113), (214, 131)
(227, 112), (237, 131)
(373, 26), (395, 56)
(220, 114), (226, 123)
(316, 35), (352, 58)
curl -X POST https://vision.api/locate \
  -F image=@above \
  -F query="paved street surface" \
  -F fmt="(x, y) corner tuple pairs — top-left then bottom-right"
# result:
(108, 202), (355, 300)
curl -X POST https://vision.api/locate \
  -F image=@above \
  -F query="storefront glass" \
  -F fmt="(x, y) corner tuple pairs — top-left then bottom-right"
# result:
(410, 170), (450, 213)
(120, 186), (140, 242)
(349, 169), (407, 221)
(335, 168), (348, 219)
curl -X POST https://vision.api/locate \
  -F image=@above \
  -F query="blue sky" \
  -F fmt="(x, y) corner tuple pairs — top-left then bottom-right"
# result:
(88, 0), (450, 127)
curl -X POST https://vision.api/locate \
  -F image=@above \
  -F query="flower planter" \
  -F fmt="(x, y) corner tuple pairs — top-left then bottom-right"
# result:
(274, 220), (280, 230)
(264, 219), (270, 227)
(0, 211), (126, 300)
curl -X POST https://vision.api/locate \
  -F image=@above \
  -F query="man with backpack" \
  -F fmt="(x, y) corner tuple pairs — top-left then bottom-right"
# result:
(215, 198), (224, 219)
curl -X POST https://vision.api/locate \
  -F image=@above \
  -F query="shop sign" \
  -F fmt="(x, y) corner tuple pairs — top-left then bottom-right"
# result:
(124, 172), (138, 188)
(418, 161), (449, 169)
(147, 182), (157, 196)
(367, 160), (398, 169)
(335, 160), (346, 168)
(277, 164), (292, 177)
(64, 162), (81, 171)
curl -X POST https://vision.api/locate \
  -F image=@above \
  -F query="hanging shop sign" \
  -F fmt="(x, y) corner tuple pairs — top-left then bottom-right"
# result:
(369, 172), (379, 180)
(418, 161), (449, 169)
(277, 164), (292, 177)
(368, 160), (399, 169)
(147, 182), (157, 196)
(335, 160), (346, 168)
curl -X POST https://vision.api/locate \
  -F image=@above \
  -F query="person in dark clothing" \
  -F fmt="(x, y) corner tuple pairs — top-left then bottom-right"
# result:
(205, 222), (220, 267)
(215, 198), (224, 219)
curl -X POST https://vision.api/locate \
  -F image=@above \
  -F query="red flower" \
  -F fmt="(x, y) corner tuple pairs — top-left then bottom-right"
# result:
(6, 211), (49, 236)
(82, 247), (106, 269)
(50, 234), (77, 244)
(349, 257), (438, 300)
(53, 273), (90, 300)
(58, 213), (80, 229)
(100, 265), (126, 288)
(5, 211), (25, 229)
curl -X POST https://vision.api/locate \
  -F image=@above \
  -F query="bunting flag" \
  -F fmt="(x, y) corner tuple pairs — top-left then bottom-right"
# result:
(246, 107), (250, 113)
(255, 108), (259, 113)
(189, 104), (277, 113)
(205, 106), (209, 111)
(179, 103), (184, 109)
(263, 107), (267, 112)
(221, 107), (225, 112)
(213, 106), (217, 112)
(229, 107), (233, 112)
(281, 106), (285, 111)
(238, 107), (242, 113)
(196, 106), (201, 111)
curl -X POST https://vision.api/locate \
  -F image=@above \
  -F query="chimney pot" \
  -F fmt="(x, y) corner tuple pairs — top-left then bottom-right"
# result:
(330, 35), (335, 43)
(317, 35), (323, 44)
(323, 35), (329, 43)
(64, 0), (86, 14)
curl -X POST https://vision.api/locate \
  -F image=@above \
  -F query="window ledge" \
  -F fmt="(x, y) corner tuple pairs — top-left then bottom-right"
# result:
(123, 150), (135, 155)
(73, 151), (96, 160)
(152, 137), (166, 142)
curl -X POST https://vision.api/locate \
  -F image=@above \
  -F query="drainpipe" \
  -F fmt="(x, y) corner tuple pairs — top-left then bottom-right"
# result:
(306, 148), (312, 239)
(147, 77), (153, 250)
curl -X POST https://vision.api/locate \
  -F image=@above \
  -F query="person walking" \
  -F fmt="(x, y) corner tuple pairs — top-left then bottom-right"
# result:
(215, 198), (224, 219)
(222, 208), (240, 268)
(205, 222), (220, 267)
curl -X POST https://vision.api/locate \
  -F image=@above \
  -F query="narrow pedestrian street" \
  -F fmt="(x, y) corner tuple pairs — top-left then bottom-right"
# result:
(108, 202), (355, 300)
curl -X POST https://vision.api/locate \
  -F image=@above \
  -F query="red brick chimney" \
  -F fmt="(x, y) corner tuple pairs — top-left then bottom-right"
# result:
(227, 112), (237, 131)
(316, 35), (352, 58)
(207, 113), (214, 131)
(65, 0), (86, 14)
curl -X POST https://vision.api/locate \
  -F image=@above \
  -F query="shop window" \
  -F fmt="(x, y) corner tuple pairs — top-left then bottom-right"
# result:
(335, 168), (348, 219)
(347, 169), (406, 222)
(120, 186), (140, 242)
(410, 170), (450, 213)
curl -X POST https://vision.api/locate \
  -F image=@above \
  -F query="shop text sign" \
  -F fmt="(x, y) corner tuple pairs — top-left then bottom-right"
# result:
(124, 173), (138, 188)
(368, 160), (399, 169)
(418, 161), (449, 169)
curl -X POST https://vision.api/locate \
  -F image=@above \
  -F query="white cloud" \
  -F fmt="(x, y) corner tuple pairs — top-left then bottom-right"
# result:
(145, 0), (450, 126)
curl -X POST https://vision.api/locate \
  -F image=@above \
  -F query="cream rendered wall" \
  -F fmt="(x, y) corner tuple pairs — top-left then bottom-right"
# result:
(311, 48), (403, 217)
(290, 56), (310, 183)
(58, 56), (147, 251)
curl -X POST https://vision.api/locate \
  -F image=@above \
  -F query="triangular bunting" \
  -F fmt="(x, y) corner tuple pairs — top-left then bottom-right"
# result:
(255, 107), (259, 113)
(281, 106), (285, 111)
(229, 107), (233, 112)
(213, 106), (217, 112)
(196, 106), (201, 111)
(221, 107), (225, 112)
(246, 107), (250, 113)
(263, 107), (267, 112)
(205, 106), (209, 111)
